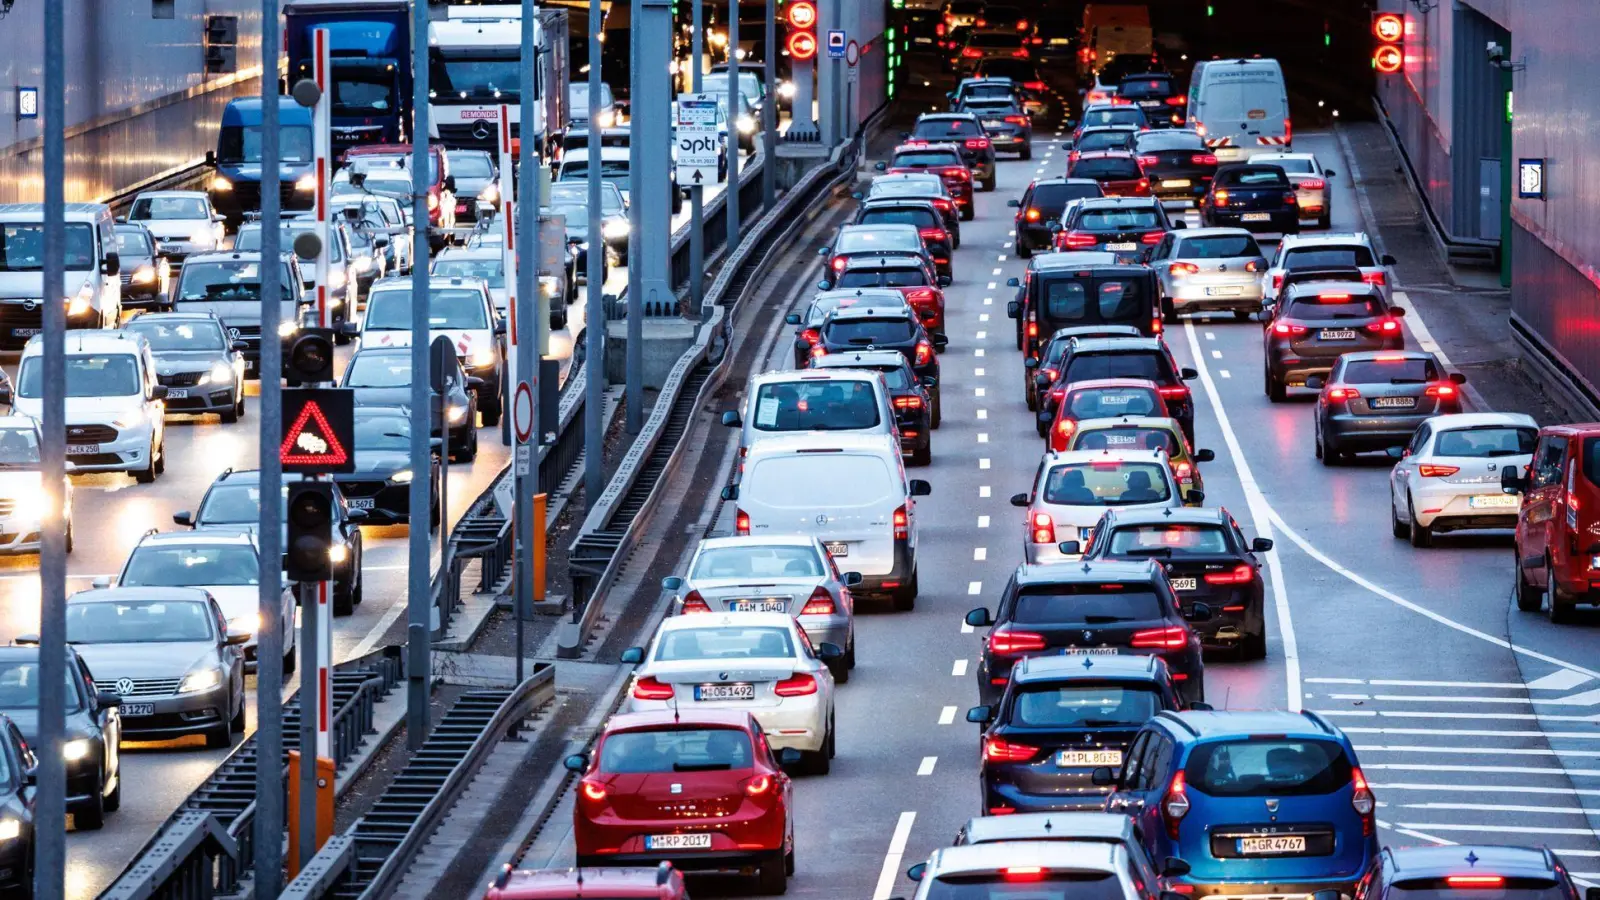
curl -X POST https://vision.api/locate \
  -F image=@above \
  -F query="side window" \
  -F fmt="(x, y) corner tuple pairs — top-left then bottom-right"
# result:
(1531, 436), (1569, 489)
(1149, 737), (1177, 790)
(1121, 731), (1151, 788)
(997, 573), (1019, 621)
(1030, 456), (1047, 500)
(1406, 424), (1430, 456)
(1133, 732), (1164, 790)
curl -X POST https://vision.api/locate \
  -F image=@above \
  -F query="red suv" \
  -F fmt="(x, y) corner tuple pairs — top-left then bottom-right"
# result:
(1505, 424), (1600, 622)
(566, 710), (797, 893)
(484, 862), (688, 899)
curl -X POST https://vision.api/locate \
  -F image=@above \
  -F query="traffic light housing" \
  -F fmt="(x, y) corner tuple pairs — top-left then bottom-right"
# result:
(284, 327), (335, 385)
(285, 481), (335, 582)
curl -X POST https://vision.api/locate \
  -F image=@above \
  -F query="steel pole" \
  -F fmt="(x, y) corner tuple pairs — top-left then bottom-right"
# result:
(516, 0), (540, 681)
(36, 0), (66, 896)
(254, 0), (287, 895)
(585, 0), (606, 506)
(407, 0), (434, 750)
(689, 0), (704, 316)
(296, 576), (318, 867)
(762, 0), (776, 208)
(625, 0), (644, 434)
(725, 0), (740, 244)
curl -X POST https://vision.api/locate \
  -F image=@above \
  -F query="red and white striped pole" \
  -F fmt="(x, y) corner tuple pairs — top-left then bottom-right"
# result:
(499, 106), (518, 385)
(311, 27), (334, 762)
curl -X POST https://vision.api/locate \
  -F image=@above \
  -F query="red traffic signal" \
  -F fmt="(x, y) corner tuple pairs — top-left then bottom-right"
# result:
(1373, 44), (1403, 73)
(788, 30), (818, 60)
(787, 0), (817, 29)
(1372, 12), (1404, 43)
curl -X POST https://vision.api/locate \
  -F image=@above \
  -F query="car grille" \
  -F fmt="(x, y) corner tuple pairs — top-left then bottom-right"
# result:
(0, 500), (15, 516)
(225, 324), (263, 349)
(335, 478), (384, 498)
(95, 677), (183, 697)
(67, 424), (119, 443)
(160, 371), (206, 387)
(437, 121), (518, 149)
(0, 304), (45, 328)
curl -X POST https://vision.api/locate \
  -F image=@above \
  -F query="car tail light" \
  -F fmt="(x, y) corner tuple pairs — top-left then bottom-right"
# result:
(988, 627), (1048, 655)
(965, 138), (991, 150)
(580, 779), (608, 802)
(943, 166), (971, 181)
(1052, 417), (1077, 450)
(831, 255), (847, 272)
(1138, 155), (1160, 167)
(1284, 118), (1292, 143)
(1137, 178), (1151, 193)
(1446, 878), (1506, 889)
(933, 198), (952, 211)
(1195, 123), (1207, 136)
(735, 508), (750, 535)
(919, 227), (948, 241)
(810, 344), (827, 358)
(975, 17), (986, 26)
(1037, 367), (1058, 385)
(1152, 316), (1163, 335)
(1319, 293), (1351, 301)
(1026, 320), (1038, 337)
(1024, 207), (1041, 222)
(1086, 90), (1108, 103)
(1271, 273), (1285, 291)
(632, 676), (676, 701)
(1132, 626), (1190, 649)
(1061, 231), (1098, 250)
(744, 774), (774, 796)
(1190, 153), (1218, 164)
(800, 587), (836, 615)
(774, 673), (818, 697)
(1162, 771), (1189, 838)
(935, 22), (946, 35)
(984, 736), (1039, 762)
(1245, 259), (1262, 273)
(1174, 460), (1194, 484)
(1169, 262), (1199, 277)
(1204, 564), (1254, 585)
(1003, 867), (1047, 882)
(906, 287), (937, 304)
(1005, 115), (1029, 125)
(1327, 387), (1360, 402)
(1363, 271), (1388, 286)
(1011, 48), (1030, 57)
(961, 47), (982, 58)
(1025, 81), (1046, 91)
(893, 505), (909, 540)
(1168, 97), (1188, 106)
(893, 395), (924, 410)
(1419, 464), (1461, 477)
(1213, 189), (1229, 207)
(1015, 18), (1028, 29)
(681, 590), (712, 613)
(1281, 191), (1298, 205)
(1303, 178), (1325, 190)
(1351, 766), (1375, 832)
(1272, 322), (1308, 336)
(1425, 383), (1458, 399)
(914, 340), (933, 366)
(1030, 511), (1056, 544)
(800, 328), (820, 345)
(1366, 318), (1402, 334)
(1158, 385), (1190, 400)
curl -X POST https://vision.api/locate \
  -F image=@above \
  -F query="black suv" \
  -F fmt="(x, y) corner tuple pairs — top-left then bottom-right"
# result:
(854, 197), (957, 260)
(1048, 337), (1198, 443)
(810, 348), (936, 466)
(906, 112), (997, 191)
(1057, 196), (1181, 264)
(1007, 258), (1160, 359)
(1083, 506), (1274, 659)
(966, 559), (1208, 706)
(810, 305), (946, 425)
(1134, 130), (1218, 204)
(1008, 177), (1103, 257)
(1263, 282), (1405, 402)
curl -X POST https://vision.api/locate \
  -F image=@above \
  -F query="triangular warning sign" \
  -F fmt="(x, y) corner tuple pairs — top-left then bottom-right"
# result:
(280, 400), (350, 469)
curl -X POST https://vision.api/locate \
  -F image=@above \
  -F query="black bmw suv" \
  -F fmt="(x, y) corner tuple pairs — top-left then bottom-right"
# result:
(809, 305), (947, 426)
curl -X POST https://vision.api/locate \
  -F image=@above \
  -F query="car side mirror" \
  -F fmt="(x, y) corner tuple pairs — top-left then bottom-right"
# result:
(843, 571), (863, 586)
(0, 385), (11, 407)
(931, 335), (949, 351)
(1007, 301), (1021, 319)
(785, 313), (801, 325)
(1006, 276), (1020, 287)
(817, 280), (832, 291)
(1091, 766), (1115, 786)
(1034, 373), (1052, 389)
(1057, 540), (1081, 555)
(817, 246), (830, 256)
(1022, 356), (1037, 369)
(205, 150), (218, 166)
(346, 508), (368, 522)
(620, 646), (645, 665)
(102, 252), (120, 276)
(1187, 601), (1213, 622)
(563, 753), (588, 772)
(966, 705), (993, 724)
(818, 642), (844, 660)
(720, 485), (739, 502)
(1180, 367), (1198, 381)
(92, 576), (113, 589)
(909, 479), (932, 496)
(173, 510), (194, 527)
(661, 575), (684, 591)
(1006, 199), (1020, 208)
(465, 376), (485, 389)
(13, 633), (38, 646)
(850, 191), (863, 200)
(1390, 305), (1407, 317)
(907, 861), (928, 882)
(1184, 490), (1205, 507)
(340, 321), (361, 336)
(1195, 449), (1215, 462)
(232, 340), (250, 351)
(899, 131), (911, 140)
(1010, 492), (1029, 507)
(374, 234), (390, 247)
(1381, 253), (1397, 266)
(938, 275), (953, 287)
(777, 746), (804, 767)
(494, 320), (507, 335)
(1163, 858), (1192, 877)
(1304, 374), (1325, 390)
(150, 384), (169, 401)
(946, 92), (957, 100)
(443, 175), (458, 193)
(1047, 220), (1061, 233)
(1450, 372), (1468, 385)
(721, 410), (742, 427)
(1251, 537), (1274, 553)
(1584, 887), (1600, 900)
(873, 161), (887, 172)
(96, 692), (122, 709)
(919, 375), (938, 388)
(965, 607), (993, 627)
(1501, 464), (1527, 495)
(1385, 446), (1406, 460)
(226, 630), (251, 646)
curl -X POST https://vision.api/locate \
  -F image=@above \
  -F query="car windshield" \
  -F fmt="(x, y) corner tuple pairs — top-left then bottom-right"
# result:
(1264, 157), (1317, 175)
(1075, 427), (1180, 455)
(432, 258), (505, 289)
(430, 53), (521, 99)
(116, 230), (154, 255)
(447, 153), (494, 178)
(1186, 738), (1353, 796)
(824, 317), (916, 345)
(0, 660), (81, 717)
(198, 483), (279, 524)
(1438, 426), (1537, 458)
(131, 197), (207, 220)
(653, 626), (795, 662)
(965, 102), (1020, 117)
(1064, 351), (1172, 383)
(962, 84), (1016, 101)
(752, 380), (881, 432)
(364, 288), (488, 330)
(1179, 235), (1262, 259)
(1119, 76), (1175, 99)
(66, 599), (216, 644)
(235, 226), (345, 263)
(344, 353), (413, 387)
(1284, 296), (1383, 321)
(1012, 583), (1165, 624)
(218, 124), (312, 163)
(1071, 156), (1140, 179)
(121, 545), (260, 587)
(1218, 167), (1290, 187)
(914, 119), (981, 138)
(125, 319), (227, 352)
(837, 268), (928, 288)
(806, 295), (906, 325)
(559, 161), (631, 187)
(691, 545), (824, 579)
(1042, 461), (1172, 506)
(175, 261), (295, 302)
(1138, 132), (1206, 152)
(875, 366), (913, 390)
(1011, 683), (1161, 727)
(549, 182), (624, 213)
(1108, 524), (1231, 556)
(0, 223), (96, 271)
(1081, 108), (1145, 128)
(1032, 182), (1103, 211)
(1283, 246), (1377, 269)
(18, 354), (140, 399)
(600, 728), (754, 774)
(355, 416), (410, 451)
(1341, 358), (1440, 384)
(1067, 387), (1160, 419)
(330, 72), (395, 116)
(1042, 279), (1148, 321)
(837, 230), (920, 254)
(0, 427), (40, 467)
(894, 151), (962, 168)
(859, 208), (939, 229)
(569, 82), (615, 109)
(1076, 207), (1158, 230)
(703, 72), (762, 100)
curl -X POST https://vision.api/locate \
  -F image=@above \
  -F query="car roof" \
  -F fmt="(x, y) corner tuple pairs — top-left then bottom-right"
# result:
(1155, 709), (1340, 740)
(1252, 152), (1316, 162)
(1075, 415), (1183, 432)
(1067, 337), (1165, 354)
(812, 288), (908, 304)
(810, 350), (909, 370)
(918, 112), (980, 123)
(1337, 350), (1434, 364)
(925, 840), (1122, 877)
(1079, 124), (1142, 134)
(861, 197), (941, 210)
(656, 611), (796, 632)
(1032, 177), (1102, 188)
(182, 250), (267, 264)
(1282, 282), (1383, 300)
(1073, 151), (1138, 163)
(1279, 231), (1374, 249)
(1032, 257), (1145, 275)
(1099, 505), (1231, 528)
(695, 534), (821, 551)
(1062, 377), (1163, 391)
(1174, 226), (1258, 240)
(1014, 653), (1166, 683)
(606, 708), (755, 731)
(750, 368), (877, 385)
(371, 275), (489, 292)
(960, 812), (1136, 845)
(1013, 556), (1161, 586)
(1381, 845), (1560, 879)
(24, 329), (147, 357)
(71, 585), (214, 604)
(742, 431), (901, 460)
(1423, 412), (1538, 431)
(136, 529), (256, 548)
(894, 142), (961, 154)
(827, 303), (917, 320)
(1076, 196), (1160, 209)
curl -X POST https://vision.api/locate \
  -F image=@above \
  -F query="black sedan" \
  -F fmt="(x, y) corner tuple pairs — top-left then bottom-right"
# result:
(114, 223), (170, 309)
(958, 98), (1032, 159)
(1081, 506), (1274, 658)
(332, 407), (442, 529)
(786, 288), (911, 368)
(1056, 197), (1179, 264)
(340, 345), (480, 462)
(966, 654), (1187, 814)
(123, 312), (247, 423)
(1008, 177), (1103, 257)
(0, 645), (121, 832)
(1200, 164), (1300, 235)
(810, 348), (936, 466)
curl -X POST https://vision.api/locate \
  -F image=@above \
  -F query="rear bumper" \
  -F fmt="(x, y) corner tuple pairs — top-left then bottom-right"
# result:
(1411, 484), (1521, 529)
(854, 539), (916, 595)
(1324, 412), (1434, 450)
(1179, 875), (1362, 900)
(1205, 209), (1299, 233)
(982, 778), (1111, 814)
(1167, 281), (1264, 310)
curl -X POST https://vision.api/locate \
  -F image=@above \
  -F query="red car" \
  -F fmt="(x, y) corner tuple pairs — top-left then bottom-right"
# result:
(1067, 150), (1150, 197)
(824, 255), (948, 338)
(566, 710), (797, 893)
(484, 862), (689, 899)
(882, 141), (975, 217)
(1045, 377), (1172, 451)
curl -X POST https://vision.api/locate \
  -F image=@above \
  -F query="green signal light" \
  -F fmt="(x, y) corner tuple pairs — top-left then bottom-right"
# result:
(1206, 4), (1214, 14)
(1324, 33), (1331, 46)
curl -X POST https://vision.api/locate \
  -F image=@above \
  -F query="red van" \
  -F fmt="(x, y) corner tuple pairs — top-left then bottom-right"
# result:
(1504, 423), (1600, 622)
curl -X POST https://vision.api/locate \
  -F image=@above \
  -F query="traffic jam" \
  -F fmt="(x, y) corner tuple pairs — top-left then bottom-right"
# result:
(488, 3), (1600, 900)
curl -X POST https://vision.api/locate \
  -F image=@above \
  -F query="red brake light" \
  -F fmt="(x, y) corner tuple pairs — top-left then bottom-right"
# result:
(1052, 417), (1077, 450)
(1362, 271), (1387, 286)
(893, 395), (924, 410)
(1030, 511), (1056, 544)
(935, 22), (946, 35)
(1319, 292), (1351, 301)
(831, 256), (847, 272)
(1419, 464), (1460, 477)
(1003, 867), (1047, 883)
(1167, 96), (1188, 106)
(1169, 262), (1199, 277)
(1366, 317), (1402, 334)
(906, 287), (936, 303)
(984, 736), (1039, 763)
(1138, 155), (1160, 167)
(1141, 230), (1164, 245)
(914, 340), (933, 366)
(1284, 192), (1299, 205)
(800, 327), (820, 344)
(1425, 384), (1457, 398)
(1024, 207), (1041, 222)
(1157, 385), (1190, 399)
(632, 676), (676, 701)
(1327, 387), (1360, 401)
(1213, 189), (1229, 207)
(1061, 231), (1098, 250)
(735, 508), (750, 535)
(1005, 115), (1029, 125)
(1010, 48), (1029, 57)
(1303, 178), (1326, 190)
(1284, 117), (1292, 143)
(965, 138), (991, 149)
(988, 627), (1047, 656)
(797, 586), (837, 615)
(918, 227), (947, 241)
(1162, 771), (1189, 838)
(681, 590), (712, 613)
(580, 779), (608, 802)
(1174, 460), (1194, 484)
(1204, 564), (1254, 585)
(1271, 273), (1285, 290)
(1024, 81), (1046, 91)
(1131, 626), (1190, 649)
(932, 198), (951, 211)
(1272, 322), (1308, 336)
(1446, 878), (1505, 889)
(774, 673), (818, 697)
(893, 504), (909, 540)
(1245, 259), (1262, 273)
(1352, 766), (1376, 825)
(1015, 18), (1028, 29)
(744, 774), (774, 795)
(1191, 153), (1217, 164)
(961, 47), (982, 58)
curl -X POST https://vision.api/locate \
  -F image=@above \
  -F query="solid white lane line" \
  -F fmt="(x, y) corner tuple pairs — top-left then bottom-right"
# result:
(974, 547), (987, 560)
(1358, 745), (1600, 758)
(1364, 762), (1600, 776)
(1529, 669), (1594, 691)
(918, 757), (937, 776)
(1398, 802), (1600, 815)
(1329, 692), (1532, 705)
(978, 515), (990, 528)
(1318, 709), (1600, 723)
(1182, 321), (1301, 710)
(938, 706), (957, 724)
(872, 812), (919, 900)
(1308, 677), (1533, 688)
(953, 659), (968, 676)
(1372, 783), (1600, 797)
(1345, 726), (1600, 739)
(1399, 823), (1600, 837)
(968, 581), (982, 595)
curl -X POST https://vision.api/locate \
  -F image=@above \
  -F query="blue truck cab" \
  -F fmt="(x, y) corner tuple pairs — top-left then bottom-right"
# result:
(283, 0), (413, 153)
(206, 97), (316, 227)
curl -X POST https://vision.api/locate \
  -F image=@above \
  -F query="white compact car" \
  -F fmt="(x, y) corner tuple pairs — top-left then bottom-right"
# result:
(1389, 412), (1538, 548)
(357, 275), (506, 427)
(1012, 448), (1191, 565)
(1253, 151), (1336, 228)
(126, 190), (225, 262)
(620, 612), (841, 773)
(0, 415), (73, 553)
(904, 841), (1145, 900)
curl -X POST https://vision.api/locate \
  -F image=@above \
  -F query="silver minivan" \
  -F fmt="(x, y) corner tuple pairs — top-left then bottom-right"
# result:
(721, 369), (898, 470)
(0, 202), (123, 349)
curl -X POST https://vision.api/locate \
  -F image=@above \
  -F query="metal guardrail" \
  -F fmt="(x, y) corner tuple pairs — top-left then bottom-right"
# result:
(278, 666), (556, 900)
(100, 811), (238, 900)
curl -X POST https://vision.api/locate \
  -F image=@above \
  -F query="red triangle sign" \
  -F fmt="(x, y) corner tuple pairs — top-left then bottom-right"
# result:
(279, 400), (350, 468)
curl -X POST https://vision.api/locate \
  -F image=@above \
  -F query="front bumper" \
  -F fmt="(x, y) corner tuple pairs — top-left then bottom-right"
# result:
(118, 690), (229, 740)
(335, 479), (414, 524)
(65, 425), (155, 473)
(160, 379), (237, 415)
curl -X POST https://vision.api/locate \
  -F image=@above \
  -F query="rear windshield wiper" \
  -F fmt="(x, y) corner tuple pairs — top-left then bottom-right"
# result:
(1388, 377), (1426, 385)
(672, 762), (733, 772)
(1080, 614), (1133, 624)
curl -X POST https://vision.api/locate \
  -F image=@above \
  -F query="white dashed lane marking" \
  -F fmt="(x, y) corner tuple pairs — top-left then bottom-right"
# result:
(938, 706), (957, 725)
(978, 515), (990, 528)
(952, 659), (968, 676)
(918, 756), (938, 775)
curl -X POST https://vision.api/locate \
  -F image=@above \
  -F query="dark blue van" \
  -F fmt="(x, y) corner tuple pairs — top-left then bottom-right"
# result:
(1105, 710), (1378, 900)
(206, 97), (317, 226)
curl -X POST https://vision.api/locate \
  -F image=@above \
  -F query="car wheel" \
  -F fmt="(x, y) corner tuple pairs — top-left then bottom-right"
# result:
(221, 400), (239, 424)
(1267, 372), (1286, 403)
(1240, 628), (1267, 660)
(1016, 240), (1031, 259)
(480, 394), (503, 428)
(134, 445), (158, 484)
(65, 520), (73, 554)
(1021, 144), (1033, 160)
(930, 389), (941, 428)
(205, 715), (233, 749)
(755, 849), (788, 895)
(951, 229), (961, 249)
(831, 657), (849, 685)
(1318, 426), (1340, 466)
(283, 640), (297, 675)
(234, 390), (246, 420)
(1546, 559), (1578, 624)
(892, 569), (918, 612)
(73, 779), (106, 831)
(1408, 496), (1433, 548)
(1161, 294), (1178, 324)
(961, 204), (975, 221)
(1516, 551), (1542, 611)
(1317, 214), (1331, 229)
(845, 636), (856, 670)
(333, 580), (355, 616)
(982, 174), (997, 192)
(1035, 412), (1050, 439)
(104, 770), (121, 812)
(786, 846), (796, 876)
(801, 732), (831, 776)
(1391, 495), (1408, 539)
(910, 441), (931, 467)
(154, 440), (166, 476)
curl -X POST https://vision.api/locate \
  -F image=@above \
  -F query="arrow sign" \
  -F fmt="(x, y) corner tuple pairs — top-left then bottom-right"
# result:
(280, 388), (356, 473)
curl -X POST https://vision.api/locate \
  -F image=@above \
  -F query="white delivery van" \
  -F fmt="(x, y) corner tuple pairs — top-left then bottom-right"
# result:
(732, 433), (930, 610)
(1187, 58), (1291, 162)
(0, 203), (123, 349)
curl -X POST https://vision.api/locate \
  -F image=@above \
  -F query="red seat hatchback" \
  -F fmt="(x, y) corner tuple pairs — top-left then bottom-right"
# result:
(566, 710), (798, 895)
(484, 862), (689, 899)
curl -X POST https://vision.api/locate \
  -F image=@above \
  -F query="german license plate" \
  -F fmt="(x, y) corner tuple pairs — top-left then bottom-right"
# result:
(11, 328), (38, 338)
(730, 598), (787, 613)
(1170, 577), (1198, 591)
(1162, 179), (1191, 188)
(1319, 329), (1357, 340)
(824, 541), (848, 557)
(983, 120), (1006, 128)
(1371, 396), (1416, 409)
(1105, 242), (1137, 251)
(1470, 494), (1519, 509)
(695, 682), (755, 701)
(166, 388), (188, 399)
(1078, 527), (1094, 541)
(1139, 100), (1163, 108)
(1238, 836), (1307, 855)
(348, 498), (376, 510)
(1064, 647), (1118, 655)
(1058, 749), (1123, 766)
(66, 444), (99, 455)
(1241, 212), (1272, 222)
(1205, 286), (1243, 296)
(120, 703), (154, 716)
(645, 833), (712, 850)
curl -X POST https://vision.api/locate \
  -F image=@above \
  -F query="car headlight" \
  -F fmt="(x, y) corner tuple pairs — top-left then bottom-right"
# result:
(189, 228), (214, 246)
(178, 668), (223, 694)
(778, 81), (796, 99)
(539, 275), (559, 297)
(0, 819), (19, 842)
(447, 404), (467, 424)
(9, 491), (47, 524)
(131, 264), (158, 285)
(351, 256), (373, 273)
(328, 269), (347, 291)
(211, 175), (232, 192)
(479, 184), (499, 204)
(66, 284), (93, 317)
(596, 110), (615, 128)
(278, 320), (299, 338)
(390, 469), (414, 484)
(328, 543), (349, 564)
(737, 115), (757, 135)
(469, 347), (496, 368)
(63, 738), (91, 761)
(112, 410), (144, 429)
(201, 361), (233, 386)
(602, 219), (630, 240)
(295, 173), (317, 192)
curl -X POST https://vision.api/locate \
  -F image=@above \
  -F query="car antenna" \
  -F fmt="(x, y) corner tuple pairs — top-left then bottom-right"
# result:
(668, 690), (680, 724)
(1222, 686), (1233, 710)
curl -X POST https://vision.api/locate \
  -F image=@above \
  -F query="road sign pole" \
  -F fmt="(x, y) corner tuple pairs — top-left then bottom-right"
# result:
(625, 0), (643, 434)
(498, 110), (517, 448)
(763, 0), (776, 210)
(407, 0), (433, 752)
(254, 0), (286, 895)
(311, 22), (334, 772)
(689, 0), (704, 316)
(726, 0), (740, 246)
(296, 573), (319, 871)
(517, 0), (541, 654)
(585, 0), (606, 506)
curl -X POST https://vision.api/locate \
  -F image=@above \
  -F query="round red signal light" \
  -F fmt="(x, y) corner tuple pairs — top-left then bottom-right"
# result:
(788, 30), (817, 60)
(1373, 44), (1403, 73)
(1373, 12), (1404, 43)
(787, 0), (817, 29)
